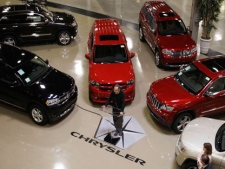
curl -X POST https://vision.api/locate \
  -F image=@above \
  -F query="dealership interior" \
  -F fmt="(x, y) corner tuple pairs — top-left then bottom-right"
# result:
(1, 0), (225, 169)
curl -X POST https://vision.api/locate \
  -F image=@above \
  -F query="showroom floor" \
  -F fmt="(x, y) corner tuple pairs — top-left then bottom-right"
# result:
(1, 0), (225, 169)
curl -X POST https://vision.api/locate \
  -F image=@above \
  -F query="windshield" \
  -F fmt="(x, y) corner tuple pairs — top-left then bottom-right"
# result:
(215, 123), (225, 152)
(40, 6), (54, 21)
(175, 64), (211, 94)
(16, 56), (50, 84)
(158, 20), (187, 35)
(94, 45), (128, 63)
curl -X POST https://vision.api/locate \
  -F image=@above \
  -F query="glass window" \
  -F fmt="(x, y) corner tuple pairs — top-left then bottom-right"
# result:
(158, 20), (187, 35)
(175, 64), (211, 94)
(208, 77), (225, 93)
(94, 45), (128, 63)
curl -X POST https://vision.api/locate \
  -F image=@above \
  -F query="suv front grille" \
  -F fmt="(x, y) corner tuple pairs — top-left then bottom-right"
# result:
(148, 92), (162, 110)
(99, 83), (127, 91)
(59, 86), (76, 104)
(171, 50), (192, 57)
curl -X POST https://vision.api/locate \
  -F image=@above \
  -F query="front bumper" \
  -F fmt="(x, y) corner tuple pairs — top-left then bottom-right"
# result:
(161, 52), (197, 68)
(90, 84), (135, 103)
(146, 92), (173, 128)
(47, 85), (78, 122)
(175, 136), (186, 166)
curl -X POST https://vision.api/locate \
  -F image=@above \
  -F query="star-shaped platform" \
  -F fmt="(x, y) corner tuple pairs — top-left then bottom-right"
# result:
(94, 116), (146, 149)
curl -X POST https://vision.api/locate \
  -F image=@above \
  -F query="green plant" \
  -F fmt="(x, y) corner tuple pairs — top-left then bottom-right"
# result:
(197, 0), (224, 39)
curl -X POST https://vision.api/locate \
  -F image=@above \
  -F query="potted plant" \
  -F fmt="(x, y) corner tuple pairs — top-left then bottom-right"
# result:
(197, 0), (224, 54)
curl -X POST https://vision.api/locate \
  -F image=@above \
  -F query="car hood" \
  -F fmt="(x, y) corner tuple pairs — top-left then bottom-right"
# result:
(29, 69), (74, 99)
(90, 62), (134, 83)
(181, 117), (224, 152)
(53, 12), (75, 23)
(158, 34), (196, 49)
(151, 75), (194, 105)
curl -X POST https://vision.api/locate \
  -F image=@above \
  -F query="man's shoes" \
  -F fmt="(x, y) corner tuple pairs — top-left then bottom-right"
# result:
(114, 131), (119, 136)
(119, 131), (123, 136)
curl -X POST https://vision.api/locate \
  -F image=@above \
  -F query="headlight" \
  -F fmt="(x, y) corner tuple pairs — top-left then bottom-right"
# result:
(162, 49), (172, 55)
(46, 98), (59, 106)
(90, 80), (100, 87)
(178, 136), (186, 152)
(191, 47), (197, 53)
(71, 21), (77, 27)
(127, 79), (134, 85)
(160, 104), (174, 111)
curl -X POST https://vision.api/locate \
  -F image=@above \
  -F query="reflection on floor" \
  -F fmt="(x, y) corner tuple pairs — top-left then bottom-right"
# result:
(95, 116), (146, 149)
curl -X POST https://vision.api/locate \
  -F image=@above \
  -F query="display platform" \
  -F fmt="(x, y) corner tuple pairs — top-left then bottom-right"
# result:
(95, 116), (146, 149)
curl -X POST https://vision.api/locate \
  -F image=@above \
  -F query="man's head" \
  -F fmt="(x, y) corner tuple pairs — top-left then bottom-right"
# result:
(113, 84), (121, 94)
(201, 154), (210, 166)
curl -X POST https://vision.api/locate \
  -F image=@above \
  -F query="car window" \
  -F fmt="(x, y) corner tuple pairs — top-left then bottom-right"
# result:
(158, 20), (186, 35)
(1, 14), (28, 24)
(15, 56), (50, 84)
(94, 45), (128, 63)
(0, 6), (14, 13)
(146, 13), (155, 30)
(26, 14), (45, 22)
(175, 64), (211, 94)
(208, 77), (225, 93)
(215, 123), (225, 152)
(14, 5), (26, 11)
(0, 63), (16, 84)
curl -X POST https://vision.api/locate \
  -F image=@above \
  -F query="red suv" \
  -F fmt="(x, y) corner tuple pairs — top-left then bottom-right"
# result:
(147, 56), (225, 133)
(85, 19), (135, 103)
(139, 1), (197, 68)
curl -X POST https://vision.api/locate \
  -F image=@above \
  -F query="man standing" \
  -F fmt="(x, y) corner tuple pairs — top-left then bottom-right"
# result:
(200, 154), (212, 169)
(102, 84), (125, 136)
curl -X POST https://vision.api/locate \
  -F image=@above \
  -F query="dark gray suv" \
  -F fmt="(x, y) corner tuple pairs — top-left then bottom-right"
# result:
(0, 3), (78, 46)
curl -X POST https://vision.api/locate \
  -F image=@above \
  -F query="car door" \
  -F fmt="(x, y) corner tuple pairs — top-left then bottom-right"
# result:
(200, 77), (225, 116)
(0, 64), (26, 109)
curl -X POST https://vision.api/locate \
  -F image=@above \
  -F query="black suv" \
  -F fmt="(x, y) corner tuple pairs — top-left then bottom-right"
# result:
(0, 3), (78, 46)
(0, 42), (78, 125)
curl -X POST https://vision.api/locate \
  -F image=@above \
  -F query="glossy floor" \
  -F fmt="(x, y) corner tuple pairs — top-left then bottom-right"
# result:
(1, 0), (225, 169)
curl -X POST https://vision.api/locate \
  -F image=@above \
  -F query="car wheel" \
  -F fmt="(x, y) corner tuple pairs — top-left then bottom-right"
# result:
(58, 30), (71, 45)
(155, 50), (162, 68)
(139, 26), (145, 42)
(29, 105), (48, 125)
(2, 35), (17, 46)
(182, 161), (197, 169)
(172, 113), (193, 134)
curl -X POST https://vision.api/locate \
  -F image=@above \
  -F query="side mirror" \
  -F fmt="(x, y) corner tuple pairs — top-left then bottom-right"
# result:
(180, 64), (188, 70)
(45, 59), (49, 64)
(85, 53), (91, 60)
(10, 80), (21, 88)
(203, 91), (213, 97)
(45, 19), (49, 23)
(151, 29), (156, 34)
(130, 52), (135, 59)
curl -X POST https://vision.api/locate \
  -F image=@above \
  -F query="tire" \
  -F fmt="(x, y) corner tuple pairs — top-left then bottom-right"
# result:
(139, 26), (145, 42)
(155, 50), (162, 68)
(2, 35), (17, 46)
(182, 161), (197, 169)
(58, 30), (71, 45)
(172, 113), (193, 134)
(29, 105), (48, 125)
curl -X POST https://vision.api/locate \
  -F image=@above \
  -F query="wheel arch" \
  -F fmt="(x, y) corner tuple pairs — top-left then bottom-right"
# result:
(172, 109), (196, 127)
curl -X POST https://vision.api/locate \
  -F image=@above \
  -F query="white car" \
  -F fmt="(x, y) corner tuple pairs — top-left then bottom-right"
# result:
(175, 117), (225, 169)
